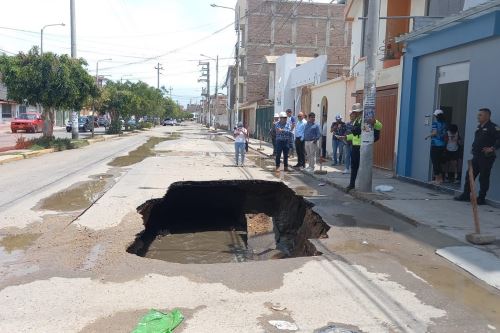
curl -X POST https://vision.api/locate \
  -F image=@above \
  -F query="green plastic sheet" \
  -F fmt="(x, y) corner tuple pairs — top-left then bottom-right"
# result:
(132, 309), (184, 333)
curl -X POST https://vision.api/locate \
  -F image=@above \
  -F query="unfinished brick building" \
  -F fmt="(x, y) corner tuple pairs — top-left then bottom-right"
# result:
(236, 0), (350, 106)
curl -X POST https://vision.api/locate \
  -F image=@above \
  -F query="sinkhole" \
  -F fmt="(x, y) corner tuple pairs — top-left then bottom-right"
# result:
(127, 180), (330, 264)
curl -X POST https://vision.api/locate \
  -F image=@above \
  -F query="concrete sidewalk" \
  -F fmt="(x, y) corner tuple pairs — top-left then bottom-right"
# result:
(237, 134), (500, 290)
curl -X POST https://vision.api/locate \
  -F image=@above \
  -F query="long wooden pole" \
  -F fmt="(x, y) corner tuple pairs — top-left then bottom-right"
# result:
(468, 160), (481, 234)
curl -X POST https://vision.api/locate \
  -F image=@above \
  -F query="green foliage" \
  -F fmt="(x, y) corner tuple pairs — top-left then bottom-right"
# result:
(0, 47), (97, 137)
(16, 136), (82, 151)
(106, 120), (123, 135)
(96, 81), (183, 124)
(138, 121), (154, 130)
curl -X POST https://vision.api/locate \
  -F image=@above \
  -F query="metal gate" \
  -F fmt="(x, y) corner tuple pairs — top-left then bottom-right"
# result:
(255, 106), (274, 142)
(356, 86), (398, 170)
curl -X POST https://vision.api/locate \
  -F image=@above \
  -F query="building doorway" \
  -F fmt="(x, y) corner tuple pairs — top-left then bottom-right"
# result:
(431, 62), (470, 189)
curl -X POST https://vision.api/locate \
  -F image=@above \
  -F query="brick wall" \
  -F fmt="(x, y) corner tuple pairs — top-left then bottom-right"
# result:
(241, 0), (350, 103)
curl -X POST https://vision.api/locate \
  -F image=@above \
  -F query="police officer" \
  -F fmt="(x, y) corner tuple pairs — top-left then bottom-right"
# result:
(345, 103), (383, 191)
(455, 108), (500, 205)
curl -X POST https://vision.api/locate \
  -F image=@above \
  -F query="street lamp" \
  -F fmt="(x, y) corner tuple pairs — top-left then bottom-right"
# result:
(210, 3), (240, 129)
(92, 58), (112, 137)
(40, 23), (65, 55)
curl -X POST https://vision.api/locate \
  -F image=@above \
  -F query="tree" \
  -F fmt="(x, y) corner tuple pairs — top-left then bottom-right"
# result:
(97, 80), (182, 132)
(0, 47), (97, 137)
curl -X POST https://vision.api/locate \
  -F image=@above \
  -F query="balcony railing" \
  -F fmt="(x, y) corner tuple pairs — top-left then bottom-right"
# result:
(373, 16), (444, 68)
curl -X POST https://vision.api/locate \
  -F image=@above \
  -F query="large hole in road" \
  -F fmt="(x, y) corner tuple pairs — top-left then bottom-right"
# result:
(127, 180), (330, 264)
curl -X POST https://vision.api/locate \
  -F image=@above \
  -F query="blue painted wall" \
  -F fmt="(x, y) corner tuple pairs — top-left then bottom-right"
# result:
(398, 11), (500, 202)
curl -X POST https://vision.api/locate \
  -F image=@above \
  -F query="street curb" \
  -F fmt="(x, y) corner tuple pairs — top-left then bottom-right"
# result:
(0, 155), (24, 165)
(86, 137), (105, 144)
(22, 148), (55, 159)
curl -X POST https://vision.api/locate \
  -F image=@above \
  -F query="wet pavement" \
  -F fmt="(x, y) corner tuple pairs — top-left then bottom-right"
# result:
(0, 124), (499, 332)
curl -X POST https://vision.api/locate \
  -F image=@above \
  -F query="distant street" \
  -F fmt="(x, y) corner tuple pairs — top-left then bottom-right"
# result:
(0, 123), (498, 332)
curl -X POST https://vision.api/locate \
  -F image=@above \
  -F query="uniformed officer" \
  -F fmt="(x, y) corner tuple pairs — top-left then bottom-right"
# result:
(455, 108), (500, 205)
(345, 103), (383, 191)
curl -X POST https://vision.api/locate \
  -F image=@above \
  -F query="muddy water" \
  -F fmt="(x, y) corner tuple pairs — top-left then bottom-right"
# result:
(37, 180), (107, 212)
(400, 254), (500, 327)
(145, 231), (247, 264)
(0, 233), (41, 253)
(108, 137), (169, 167)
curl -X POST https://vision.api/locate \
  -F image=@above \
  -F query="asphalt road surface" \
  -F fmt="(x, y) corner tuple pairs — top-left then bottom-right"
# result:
(0, 124), (498, 333)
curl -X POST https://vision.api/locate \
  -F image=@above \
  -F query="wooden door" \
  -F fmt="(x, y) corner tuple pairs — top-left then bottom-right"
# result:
(356, 86), (398, 170)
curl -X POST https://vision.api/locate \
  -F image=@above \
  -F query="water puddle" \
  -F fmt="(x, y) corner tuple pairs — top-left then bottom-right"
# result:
(37, 180), (107, 212)
(108, 137), (169, 167)
(88, 173), (114, 180)
(165, 133), (181, 140)
(0, 233), (41, 253)
(145, 231), (247, 264)
(128, 180), (330, 264)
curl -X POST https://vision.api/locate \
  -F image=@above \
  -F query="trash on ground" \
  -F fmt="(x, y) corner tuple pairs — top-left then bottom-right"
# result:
(132, 309), (184, 333)
(361, 240), (369, 245)
(319, 182), (327, 186)
(271, 304), (287, 311)
(269, 320), (298, 331)
(374, 185), (394, 192)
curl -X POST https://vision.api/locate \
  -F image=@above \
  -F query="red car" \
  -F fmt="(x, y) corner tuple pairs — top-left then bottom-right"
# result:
(11, 113), (44, 133)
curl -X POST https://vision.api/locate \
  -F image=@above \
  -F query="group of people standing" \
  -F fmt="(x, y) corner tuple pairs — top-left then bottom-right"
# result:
(236, 104), (499, 204)
(268, 103), (382, 191)
(270, 110), (321, 172)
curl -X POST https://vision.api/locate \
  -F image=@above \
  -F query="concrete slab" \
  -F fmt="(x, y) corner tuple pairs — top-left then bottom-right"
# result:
(436, 246), (500, 290)
(379, 199), (500, 245)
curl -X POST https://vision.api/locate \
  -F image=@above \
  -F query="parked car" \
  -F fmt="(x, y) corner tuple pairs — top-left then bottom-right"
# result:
(66, 117), (91, 132)
(163, 118), (175, 126)
(97, 117), (110, 127)
(11, 113), (43, 133)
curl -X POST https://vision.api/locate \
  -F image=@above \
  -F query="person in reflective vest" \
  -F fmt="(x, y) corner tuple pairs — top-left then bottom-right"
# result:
(345, 103), (383, 191)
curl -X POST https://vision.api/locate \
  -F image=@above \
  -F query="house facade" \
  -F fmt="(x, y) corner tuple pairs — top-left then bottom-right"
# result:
(396, 1), (500, 204)
(309, 0), (468, 169)
(234, 0), (350, 136)
(1, 83), (39, 124)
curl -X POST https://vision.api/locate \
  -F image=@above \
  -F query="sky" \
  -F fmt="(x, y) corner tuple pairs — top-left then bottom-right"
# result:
(0, 0), (331, 106)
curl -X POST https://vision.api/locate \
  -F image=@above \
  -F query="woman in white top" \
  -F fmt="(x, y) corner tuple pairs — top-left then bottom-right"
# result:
(233, 122), (248, 166)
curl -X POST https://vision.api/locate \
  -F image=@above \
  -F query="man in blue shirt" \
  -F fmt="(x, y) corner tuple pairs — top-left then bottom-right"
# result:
(275, 112), (292, 171)
(293, 112), (307, 168)
(304, 112), (321, 171)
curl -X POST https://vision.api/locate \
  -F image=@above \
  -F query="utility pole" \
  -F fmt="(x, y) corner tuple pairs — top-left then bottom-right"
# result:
(209, 3), (240, 129)
(234, 11), (241, 130)
(214, 55), (219, 129)
(70, 0), (78, 139)
(169, 86), (173, 98)
(198, 61), (210, 126)
(358, 0), (380, 192)
(155, 63), (163, 89)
